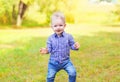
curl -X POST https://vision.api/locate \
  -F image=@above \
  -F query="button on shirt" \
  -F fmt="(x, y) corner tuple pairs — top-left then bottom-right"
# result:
(47, 32), (77, 63)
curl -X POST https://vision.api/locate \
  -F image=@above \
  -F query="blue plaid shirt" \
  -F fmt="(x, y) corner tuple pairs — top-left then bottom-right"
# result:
(47, 32), (77, 63)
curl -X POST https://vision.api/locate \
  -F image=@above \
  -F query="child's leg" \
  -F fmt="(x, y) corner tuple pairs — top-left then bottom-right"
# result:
(47, 61), (59, 82)
(63, 60), (76, 82)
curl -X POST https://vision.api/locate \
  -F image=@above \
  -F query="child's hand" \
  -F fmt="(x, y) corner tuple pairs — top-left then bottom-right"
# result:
(74, 42), (80, 50)
(40, 48), (48, 54)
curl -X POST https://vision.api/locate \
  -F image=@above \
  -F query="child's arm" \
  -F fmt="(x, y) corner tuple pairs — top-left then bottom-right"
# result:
(73, 42), (80, 50)
(68, 34), (80, 50)
(40, 36), (52, 54)
(40, 48), (49, 54)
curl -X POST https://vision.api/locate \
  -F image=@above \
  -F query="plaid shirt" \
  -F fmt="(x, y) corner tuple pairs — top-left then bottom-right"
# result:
(47, 32), (77, 63)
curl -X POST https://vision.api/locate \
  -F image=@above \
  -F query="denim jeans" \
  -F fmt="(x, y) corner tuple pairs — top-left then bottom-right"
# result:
(47, 59), (76, 82)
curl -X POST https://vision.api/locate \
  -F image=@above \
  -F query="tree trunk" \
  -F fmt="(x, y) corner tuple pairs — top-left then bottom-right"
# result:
(16, 14), (22, 27)
(16, 0), (27, 27)
(12, 4), (17, 25)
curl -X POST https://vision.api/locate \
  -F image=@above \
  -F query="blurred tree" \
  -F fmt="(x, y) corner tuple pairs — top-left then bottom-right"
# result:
(1, 0), (119, 27)
(16, 0), (34, 27)
(0, 0), (16, 25)
(37, 0), (77, 24)
(12, 4), (17, 25)
(16, 0), (28, 27)
(112, 4), (120, 22)
(37, 0), (65, 24)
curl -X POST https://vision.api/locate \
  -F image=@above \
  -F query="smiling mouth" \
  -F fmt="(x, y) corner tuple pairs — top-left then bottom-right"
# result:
(56, 30), (61, 32)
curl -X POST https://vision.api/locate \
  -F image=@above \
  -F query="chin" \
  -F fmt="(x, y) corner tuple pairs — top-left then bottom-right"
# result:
(56, 32), (62, 35)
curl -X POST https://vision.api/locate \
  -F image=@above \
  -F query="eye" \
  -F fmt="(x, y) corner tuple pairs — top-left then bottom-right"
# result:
(53, 25), (57, 27)
(59, 25), (63, 27)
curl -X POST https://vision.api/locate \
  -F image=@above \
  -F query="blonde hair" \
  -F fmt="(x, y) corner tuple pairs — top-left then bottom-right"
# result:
(51, 12), (66, 24)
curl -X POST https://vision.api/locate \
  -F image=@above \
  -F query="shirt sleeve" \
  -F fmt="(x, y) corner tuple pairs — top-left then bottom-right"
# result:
(47, 37), (52, 53)
(68, 34), (78, 50)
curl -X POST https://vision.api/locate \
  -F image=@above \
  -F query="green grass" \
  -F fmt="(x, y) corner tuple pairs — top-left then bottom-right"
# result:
(0, 25), (120, 82)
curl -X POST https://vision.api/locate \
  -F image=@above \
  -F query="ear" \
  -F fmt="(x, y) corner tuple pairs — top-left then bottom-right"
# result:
(64, 24), (66, 27)
(51, 26), (53, 30)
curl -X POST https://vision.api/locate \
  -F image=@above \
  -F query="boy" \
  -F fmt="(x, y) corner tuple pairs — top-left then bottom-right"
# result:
(40, 12), (80, 82)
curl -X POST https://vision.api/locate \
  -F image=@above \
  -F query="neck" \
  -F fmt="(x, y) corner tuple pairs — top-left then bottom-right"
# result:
(57, 33), (62, 37)
(55, 32), (63, 37)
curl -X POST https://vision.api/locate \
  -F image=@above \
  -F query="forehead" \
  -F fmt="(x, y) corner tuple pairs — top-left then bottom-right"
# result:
(51, 18), (64, 25)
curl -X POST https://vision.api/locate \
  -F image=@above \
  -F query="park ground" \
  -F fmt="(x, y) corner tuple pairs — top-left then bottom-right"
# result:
(0, 24), (120, 82)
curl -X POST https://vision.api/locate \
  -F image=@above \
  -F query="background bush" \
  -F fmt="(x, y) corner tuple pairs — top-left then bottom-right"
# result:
(0, 0), (120, 27)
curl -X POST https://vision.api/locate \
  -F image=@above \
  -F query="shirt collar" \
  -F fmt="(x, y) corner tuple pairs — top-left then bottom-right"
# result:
(54, 31), (65, 38)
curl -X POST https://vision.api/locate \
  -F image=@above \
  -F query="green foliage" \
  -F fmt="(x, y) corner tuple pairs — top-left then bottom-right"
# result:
(21, 0), (34, 5)
(99, 0), (113, 2)
(0, 0), (120, 27)
(22, 18), (47, 27)
(112, 4), (120, 21)
(106, 3), (120, 26)
(0, 0), (18, 24)
(23, 0), (77, 26)
(36, 0), (74, 24)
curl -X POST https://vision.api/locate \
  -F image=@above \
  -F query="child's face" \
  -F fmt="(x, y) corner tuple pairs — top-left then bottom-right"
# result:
(51, 18), (66, 36)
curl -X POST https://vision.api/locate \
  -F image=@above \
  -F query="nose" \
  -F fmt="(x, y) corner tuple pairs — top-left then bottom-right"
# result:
(56, 26), (61, 29)
(57, 25), (61, 28)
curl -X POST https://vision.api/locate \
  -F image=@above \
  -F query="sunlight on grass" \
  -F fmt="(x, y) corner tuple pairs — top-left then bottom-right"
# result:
(0, 28), (52, 43)
(66, 24), (120, 36)
(0, 24), (120, 43)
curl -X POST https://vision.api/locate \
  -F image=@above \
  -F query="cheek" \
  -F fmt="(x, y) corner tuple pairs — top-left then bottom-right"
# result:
(60, 27), (64, 29)
(60, 27), (64, 30)
(52, 27), (57, 31)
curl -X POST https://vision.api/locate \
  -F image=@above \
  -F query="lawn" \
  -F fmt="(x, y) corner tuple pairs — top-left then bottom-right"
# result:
(0, 25), (120, 82)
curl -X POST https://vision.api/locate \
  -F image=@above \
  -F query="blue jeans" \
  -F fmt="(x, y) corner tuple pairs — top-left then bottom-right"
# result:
(47, 59), (76, 82)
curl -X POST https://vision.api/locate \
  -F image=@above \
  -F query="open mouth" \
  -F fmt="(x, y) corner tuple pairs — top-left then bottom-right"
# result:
(56, 30), (61, 32)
